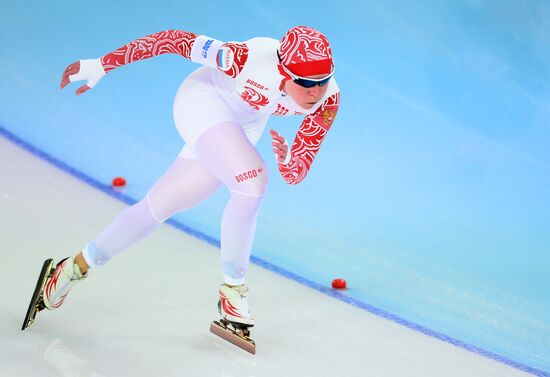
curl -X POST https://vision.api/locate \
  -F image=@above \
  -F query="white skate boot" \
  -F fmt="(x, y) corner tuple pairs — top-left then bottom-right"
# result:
(211, 284), (256, 354)
(43, 257), (87, 310)
(218, 284), (254, 326)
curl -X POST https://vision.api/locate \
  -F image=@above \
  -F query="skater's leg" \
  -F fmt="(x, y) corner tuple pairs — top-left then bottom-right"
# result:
(81, 198), (161, 268)
(146, 156), (222, 222)
(173, 69), (264, 287)
(81, 156), (221, 268)
(196, 121), (268, 286)
(42, 157), (220, 312)
(37, 156), (221, 314)
(195, 122), (267, 325)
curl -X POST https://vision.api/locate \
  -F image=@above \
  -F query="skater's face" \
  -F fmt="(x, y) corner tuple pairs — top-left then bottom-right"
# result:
(283, 74), (330, 110)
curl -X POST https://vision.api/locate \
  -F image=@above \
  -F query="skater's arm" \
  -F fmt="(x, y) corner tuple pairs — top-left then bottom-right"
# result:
(274, 92), (340, 185)
(100, 29), (198, 71)
(60, 30), (249, 95)
(101, 31), (248, 75)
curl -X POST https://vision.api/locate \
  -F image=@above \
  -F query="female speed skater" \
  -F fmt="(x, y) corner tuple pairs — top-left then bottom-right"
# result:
(22, 26), (340, 347)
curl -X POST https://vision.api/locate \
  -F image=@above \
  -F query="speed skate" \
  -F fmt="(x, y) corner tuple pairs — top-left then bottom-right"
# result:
(21, 258), (55, 330)
(210, 284), (256, 354)
(210, 318), (256, 354)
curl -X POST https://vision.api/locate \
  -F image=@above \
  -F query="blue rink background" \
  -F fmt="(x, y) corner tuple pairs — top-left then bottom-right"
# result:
(1, 0), (549, 373)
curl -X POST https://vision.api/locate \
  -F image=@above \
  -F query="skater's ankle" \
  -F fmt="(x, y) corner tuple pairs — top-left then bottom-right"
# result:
(74, 252), (90, 274)
(223, 283), (245, 289)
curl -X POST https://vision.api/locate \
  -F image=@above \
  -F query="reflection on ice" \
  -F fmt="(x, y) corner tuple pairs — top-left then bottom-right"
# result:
(43, 338), (106, 377)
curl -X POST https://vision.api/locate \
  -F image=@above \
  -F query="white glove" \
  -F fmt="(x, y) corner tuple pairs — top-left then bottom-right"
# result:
(60, 59), (106, 95)
(69, 59), (106, 88)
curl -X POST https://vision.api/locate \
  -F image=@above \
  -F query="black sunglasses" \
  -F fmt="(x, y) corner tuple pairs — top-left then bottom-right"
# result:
(292, 76), (332, 88)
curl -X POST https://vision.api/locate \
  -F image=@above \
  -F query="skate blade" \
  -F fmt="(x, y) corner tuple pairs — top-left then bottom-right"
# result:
(21, 258), (54, 331)
(210, 320), (256, 355)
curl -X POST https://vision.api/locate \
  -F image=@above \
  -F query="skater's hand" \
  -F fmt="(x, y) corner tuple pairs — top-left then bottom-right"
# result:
(270, 129), (290, 164)
(60, 59), (106, 96)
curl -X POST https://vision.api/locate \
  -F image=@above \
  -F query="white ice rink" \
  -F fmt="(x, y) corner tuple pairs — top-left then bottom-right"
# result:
(0, 136), (532, 376)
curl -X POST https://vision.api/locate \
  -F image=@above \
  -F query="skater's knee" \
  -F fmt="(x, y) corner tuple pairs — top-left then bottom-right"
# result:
(145, 192), (171, 223)
(231, 166), (269, 197)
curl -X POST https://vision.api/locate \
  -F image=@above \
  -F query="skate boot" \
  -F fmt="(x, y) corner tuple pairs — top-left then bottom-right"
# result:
(218, 284), (254, 326)
(22, 257), (87, 330)
(43, 257), (87, 310)
(210, 284), (256, 354)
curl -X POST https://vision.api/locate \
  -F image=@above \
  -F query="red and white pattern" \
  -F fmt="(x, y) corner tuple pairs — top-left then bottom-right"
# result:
(240, 86), (269, 110)
(220, 42), (249, 78)
(100, 30), (197, 72)
(278, 26), (333, 77)
(44, 259), (71, 309)
(278, 92), (340, 185)
(272, 103), (289, 116)
(220, 290), (244, 319)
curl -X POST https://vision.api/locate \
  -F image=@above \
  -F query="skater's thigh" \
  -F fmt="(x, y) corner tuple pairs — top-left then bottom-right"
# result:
(173, 70), (238, 158)
(195, 122), (268, 196)
(146, 156), (222, 221)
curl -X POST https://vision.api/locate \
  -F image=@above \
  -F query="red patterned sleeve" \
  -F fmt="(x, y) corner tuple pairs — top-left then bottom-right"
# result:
(100, 30), (197, 72)
(278, 92), (340, 185)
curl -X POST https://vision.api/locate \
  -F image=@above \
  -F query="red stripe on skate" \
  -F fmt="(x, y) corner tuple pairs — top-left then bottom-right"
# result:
(44, 259), (68, 306)
(52, 292), (69, 308)
(220, 291), (244, 318)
